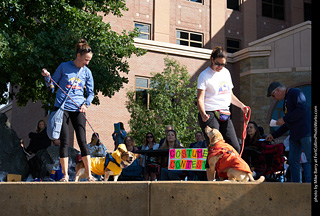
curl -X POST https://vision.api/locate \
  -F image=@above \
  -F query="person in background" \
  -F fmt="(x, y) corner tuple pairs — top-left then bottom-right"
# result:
(112, 122), (127, 150)
(87, 133), (107, 157)
(159, 125), (180, 147)
(25, 120), (51, 154)
(140, 132), (160, 181)
(189, 131), (206, 148)
(242, 121), (267, 178)
(188, 131), (207, 181)
(124, 136), (138, 153)
(266, 82), (311, 183)
(159, 130), (183, 180)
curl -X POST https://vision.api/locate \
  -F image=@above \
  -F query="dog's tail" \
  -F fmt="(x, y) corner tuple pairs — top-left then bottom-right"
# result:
(248, 174), (265, 182)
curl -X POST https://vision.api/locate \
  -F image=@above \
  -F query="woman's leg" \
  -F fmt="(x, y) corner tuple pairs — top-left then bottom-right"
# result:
(70, 112), (93, 180)
(59, 111), (70, 180)
(219, 119), (240, 153)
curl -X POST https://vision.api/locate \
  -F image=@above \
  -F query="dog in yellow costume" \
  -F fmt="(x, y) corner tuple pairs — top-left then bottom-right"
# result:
(75, 144), (139, 181)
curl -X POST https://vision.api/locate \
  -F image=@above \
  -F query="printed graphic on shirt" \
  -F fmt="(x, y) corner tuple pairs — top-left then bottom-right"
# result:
(218, 82), (231, 95)
(66, 77), (82, 90)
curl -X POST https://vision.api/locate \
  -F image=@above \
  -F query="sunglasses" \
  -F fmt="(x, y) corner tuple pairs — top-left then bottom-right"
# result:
(78, 48), (93, 53)
(214, 61), (227, 67)
(146, 136), (153, 139)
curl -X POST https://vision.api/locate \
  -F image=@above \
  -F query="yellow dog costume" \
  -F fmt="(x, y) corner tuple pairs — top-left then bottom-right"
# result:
(90, 144), (127, 176)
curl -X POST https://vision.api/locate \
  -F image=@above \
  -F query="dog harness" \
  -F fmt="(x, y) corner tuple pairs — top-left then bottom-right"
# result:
(208, 140), (252, 179)
(90, 144), (127, 176)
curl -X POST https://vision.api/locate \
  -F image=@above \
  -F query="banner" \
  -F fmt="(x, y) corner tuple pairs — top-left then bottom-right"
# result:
(168, 148), (207, 171)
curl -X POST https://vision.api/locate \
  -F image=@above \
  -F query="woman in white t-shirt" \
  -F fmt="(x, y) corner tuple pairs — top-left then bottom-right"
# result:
(197, 46), (248, 153)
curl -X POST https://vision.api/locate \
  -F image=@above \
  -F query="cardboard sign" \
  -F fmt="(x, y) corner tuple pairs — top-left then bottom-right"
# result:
(168, 148), (207, 171)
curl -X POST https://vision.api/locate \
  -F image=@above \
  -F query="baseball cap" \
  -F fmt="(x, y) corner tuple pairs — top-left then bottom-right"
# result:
(267, 82), (282, 97)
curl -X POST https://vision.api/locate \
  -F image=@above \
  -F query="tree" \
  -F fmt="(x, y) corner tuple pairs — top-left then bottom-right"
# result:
(126, 57), (200, 146)
(0, 0), (146, 109)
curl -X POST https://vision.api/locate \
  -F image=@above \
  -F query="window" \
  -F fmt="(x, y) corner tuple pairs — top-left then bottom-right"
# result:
(262, 0), (285, 20)
(226, 39), (240, 53)
(134, 22), (151, 40)
(176, 30), (203, 48)
(135, 77), (151, 108)
(227, 0), (240, 11)
(186, 0), (203, 3)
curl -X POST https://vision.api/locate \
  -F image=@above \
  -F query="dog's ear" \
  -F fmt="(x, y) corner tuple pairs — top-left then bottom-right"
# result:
(134, 154), (140, 159)
(117, 144), (128, 153)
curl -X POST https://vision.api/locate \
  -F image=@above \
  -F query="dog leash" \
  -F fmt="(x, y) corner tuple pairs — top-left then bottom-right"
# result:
(42, 68), (102, 145)
(239, 106), (251, 157)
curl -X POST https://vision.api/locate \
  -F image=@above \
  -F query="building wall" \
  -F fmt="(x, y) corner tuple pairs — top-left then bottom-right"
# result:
(1, 1), (311, 151)
(236, 21), (311, 135)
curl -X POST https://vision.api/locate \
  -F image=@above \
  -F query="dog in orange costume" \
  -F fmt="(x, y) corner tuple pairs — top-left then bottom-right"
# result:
(205, 126), (265, 182)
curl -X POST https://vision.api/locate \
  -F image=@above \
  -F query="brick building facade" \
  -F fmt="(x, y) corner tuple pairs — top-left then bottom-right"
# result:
(1, 0), (312, 151)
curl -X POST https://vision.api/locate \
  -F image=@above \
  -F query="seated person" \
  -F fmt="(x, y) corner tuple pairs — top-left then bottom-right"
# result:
(159, 125), (180, 147)
(188, 131), (207, 181)
(140, 132), (160, 181)
(124, 136), (138, 153)
(242, 121), (267, 178)
(120, 136), (142, 180)
(25, 120), (51, 154)
(189, 131), (207, 148)
(87, 133), (107, 157)
(159, 130), (183, 180)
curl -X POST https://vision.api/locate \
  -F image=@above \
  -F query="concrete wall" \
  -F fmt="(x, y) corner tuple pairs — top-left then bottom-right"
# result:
(0, 182), (311, 216)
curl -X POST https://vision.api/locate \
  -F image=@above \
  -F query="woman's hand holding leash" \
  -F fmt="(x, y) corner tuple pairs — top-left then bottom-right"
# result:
(201, 113), (210, 122)
(41, 68), (50, 77)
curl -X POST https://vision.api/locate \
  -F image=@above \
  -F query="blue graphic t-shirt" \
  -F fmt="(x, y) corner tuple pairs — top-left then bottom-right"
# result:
(51, 61), (94, 112)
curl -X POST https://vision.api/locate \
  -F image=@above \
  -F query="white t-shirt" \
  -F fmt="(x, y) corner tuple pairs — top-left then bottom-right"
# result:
(197, 67), (234, 111)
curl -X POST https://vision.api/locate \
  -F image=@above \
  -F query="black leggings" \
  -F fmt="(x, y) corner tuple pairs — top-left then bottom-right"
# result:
(60, 110), (90, 158)
(198, 111), (240, 153)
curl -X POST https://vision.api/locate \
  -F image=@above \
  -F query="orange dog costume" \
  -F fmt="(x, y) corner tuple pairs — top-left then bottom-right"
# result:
(208, 140), (252, 179)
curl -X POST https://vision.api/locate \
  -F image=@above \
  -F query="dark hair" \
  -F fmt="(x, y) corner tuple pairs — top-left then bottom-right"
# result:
(144, 132), (156, 146)
(75, 39), (92, 56)
(91, 132), (101, 146)
(119, 122), (125, 130)
(245, 121), (261, 146)
(210, 46), (227, 61)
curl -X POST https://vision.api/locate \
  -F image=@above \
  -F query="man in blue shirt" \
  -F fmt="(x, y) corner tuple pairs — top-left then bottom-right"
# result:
(266, 82), (311, 182)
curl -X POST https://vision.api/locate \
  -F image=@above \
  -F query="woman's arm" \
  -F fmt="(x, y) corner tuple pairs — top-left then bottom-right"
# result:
(231, 91), (248, 114)
(197, 89), (210, 122)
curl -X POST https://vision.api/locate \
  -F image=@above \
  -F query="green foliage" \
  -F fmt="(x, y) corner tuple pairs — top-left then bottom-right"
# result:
(0, 0), (146, 109)
(126, 57), (200, 146)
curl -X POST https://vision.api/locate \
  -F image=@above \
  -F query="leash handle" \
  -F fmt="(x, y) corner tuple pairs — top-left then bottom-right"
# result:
(42, 68), (102, 144)
(240, 106), (251, 157)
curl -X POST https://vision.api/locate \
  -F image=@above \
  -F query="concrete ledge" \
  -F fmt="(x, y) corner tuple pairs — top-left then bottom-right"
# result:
(0, 182), (311, 216)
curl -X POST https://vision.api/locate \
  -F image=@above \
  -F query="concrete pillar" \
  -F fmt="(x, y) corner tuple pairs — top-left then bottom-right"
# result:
(243, 0), (257, 47)
(210, 0), (226, 48)
(154, 0), (170, 43)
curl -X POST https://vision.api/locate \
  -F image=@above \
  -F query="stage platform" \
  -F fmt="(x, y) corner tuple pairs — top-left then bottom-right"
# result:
(0, 181), (311, 216)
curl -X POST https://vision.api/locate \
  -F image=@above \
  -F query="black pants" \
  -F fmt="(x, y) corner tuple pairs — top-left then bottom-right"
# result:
(198, 111), (240, 153)
(60, 110), (90, 157)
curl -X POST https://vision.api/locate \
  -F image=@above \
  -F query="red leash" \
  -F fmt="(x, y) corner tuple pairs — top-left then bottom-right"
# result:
(239, 106), (251, 157)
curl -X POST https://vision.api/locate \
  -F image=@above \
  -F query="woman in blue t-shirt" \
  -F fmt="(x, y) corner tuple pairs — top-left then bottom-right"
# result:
(42, 39), (95, 182)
